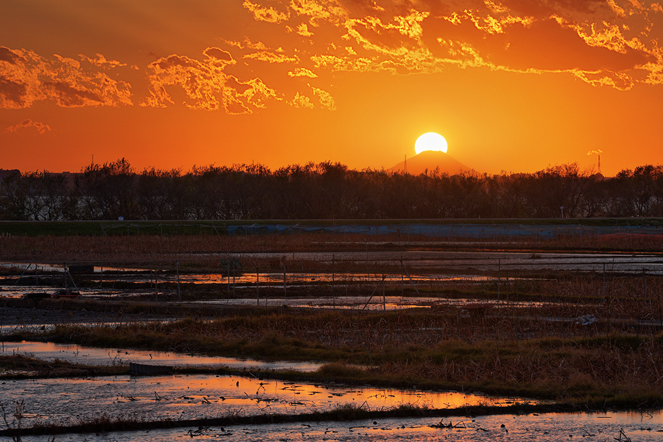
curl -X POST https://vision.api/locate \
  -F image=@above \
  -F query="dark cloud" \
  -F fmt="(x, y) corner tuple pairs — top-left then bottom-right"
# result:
(226, 77), (252, 94)
(0, 76), (28, 108)
(0, 46), (22, 65)
(78, 53), (127, 69)
(225, 100), (251, 114)
(6, 119), (51, 134)
(204, 47), (234, 62)
(155, 55), (200, 70)
(42, 81), (103, 107)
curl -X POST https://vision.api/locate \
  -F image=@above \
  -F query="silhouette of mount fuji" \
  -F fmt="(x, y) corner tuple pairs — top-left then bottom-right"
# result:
(390, 150), (474, 176)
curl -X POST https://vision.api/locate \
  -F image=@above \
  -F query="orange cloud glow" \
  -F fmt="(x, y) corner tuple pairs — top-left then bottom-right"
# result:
(0, 47), (132, 108)
(6, 119), (51, 134)
(1, 0), (663, 176)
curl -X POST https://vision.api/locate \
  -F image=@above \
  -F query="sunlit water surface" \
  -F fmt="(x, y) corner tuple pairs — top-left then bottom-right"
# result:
(17, 411), (663, 441)
(0, 341), (321, 371)
(1, 374), (531, 429)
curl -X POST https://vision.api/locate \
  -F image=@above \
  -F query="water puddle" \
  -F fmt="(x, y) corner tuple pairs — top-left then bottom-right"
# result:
(0, 262), (145, 273)
(0, 373), (533, 430)
(190, 296), (554, 311)
(0, 286), (134, 300)
(17, 411), (661, 441)
(1, 268), (503, 288)
(215, 251), (663, 273)
(0, 341), (321, 372)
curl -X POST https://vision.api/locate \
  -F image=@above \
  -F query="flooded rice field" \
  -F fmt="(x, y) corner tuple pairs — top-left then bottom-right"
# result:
(0, 303), (172, 335)
(0, 373), (534, 428)
(14, 410), (663, 441)
(222, 250), (663, 274)
(6, 249), (661, 299)
(0, 272), (501, 296)
(189, 296), (555, 311)
(4, 250), (663, 306)
(3, 248), (663, 438)
(0, 341), (322, 371)
(0, 284), (558, 312)
(20, 248), (655, 273)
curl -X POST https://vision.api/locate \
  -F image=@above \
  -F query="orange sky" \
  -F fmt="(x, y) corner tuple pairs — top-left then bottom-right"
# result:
(1, 0), (663, 176)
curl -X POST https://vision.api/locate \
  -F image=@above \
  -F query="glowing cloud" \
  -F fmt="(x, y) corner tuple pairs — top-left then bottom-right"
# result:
(6, 119), (51, 134)
(79, 54), (127, 69)
(243, 0), (290, 23)
(0, 47), (132, 109)
(312, 86), (335, 110)
(235, 0), (663, 91)
(296, 23), (314, 36)
(244, 51), (299, 63)
(142, 48), (280, 113)
(290, 92), (314, 108)
(288, 67), (318, 77)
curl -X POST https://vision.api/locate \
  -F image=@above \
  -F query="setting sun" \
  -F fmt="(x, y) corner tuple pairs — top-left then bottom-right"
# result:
(415, 133), (448, 155)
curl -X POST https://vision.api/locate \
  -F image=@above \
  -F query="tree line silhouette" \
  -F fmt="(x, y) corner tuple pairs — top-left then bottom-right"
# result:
(1, 158), (661, 220)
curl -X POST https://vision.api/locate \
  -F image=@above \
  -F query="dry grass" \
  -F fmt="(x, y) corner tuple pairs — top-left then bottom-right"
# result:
(3, 230), (663, 265)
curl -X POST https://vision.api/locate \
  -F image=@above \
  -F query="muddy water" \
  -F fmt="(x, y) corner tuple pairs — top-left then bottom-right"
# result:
(189, 296), (558, 312)
(0, 269), (499, 288)
(16, 410), (663, 441)
(0, 341), (322, 371)
(0, 373), (533, 430)
(6, 250), (663, 285)
(0, 262), (144, 273)
(0, 267), (519, 302)
(222, 250), (663, 273)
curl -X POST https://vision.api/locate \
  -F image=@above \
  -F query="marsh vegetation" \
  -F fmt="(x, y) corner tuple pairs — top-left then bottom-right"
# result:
(2, 227), (663, 438)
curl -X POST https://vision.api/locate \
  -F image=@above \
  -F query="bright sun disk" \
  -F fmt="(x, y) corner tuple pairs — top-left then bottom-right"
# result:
(415, 132), (448, 154)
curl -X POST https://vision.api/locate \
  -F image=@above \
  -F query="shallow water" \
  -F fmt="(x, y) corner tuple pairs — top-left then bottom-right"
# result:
(0, 268), (523, 304)
(220, 250), (663, 274)
(190, 295), (552, 309)
(0, 269), (501, 289)
(0, 341), (321, 372)
(0, 262), (144, 273)
(0, 373), (533, 430)
(15, 410), (663, 441)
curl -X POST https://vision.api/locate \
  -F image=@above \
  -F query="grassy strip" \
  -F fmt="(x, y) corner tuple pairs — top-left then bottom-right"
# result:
(4, 218), (663, 237)
(1, 297), (292, 319)
(0, 402), (615, 437)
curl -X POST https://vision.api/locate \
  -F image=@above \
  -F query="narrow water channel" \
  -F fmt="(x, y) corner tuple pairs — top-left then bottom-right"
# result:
(14, 410), (663, 441)
(0, 341), (322, 371)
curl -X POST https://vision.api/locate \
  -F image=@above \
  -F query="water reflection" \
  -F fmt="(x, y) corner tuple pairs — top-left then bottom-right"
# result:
(0, 341), (321, 371)
(15, 408), (663, 441)
(1, 373), (533, 429)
